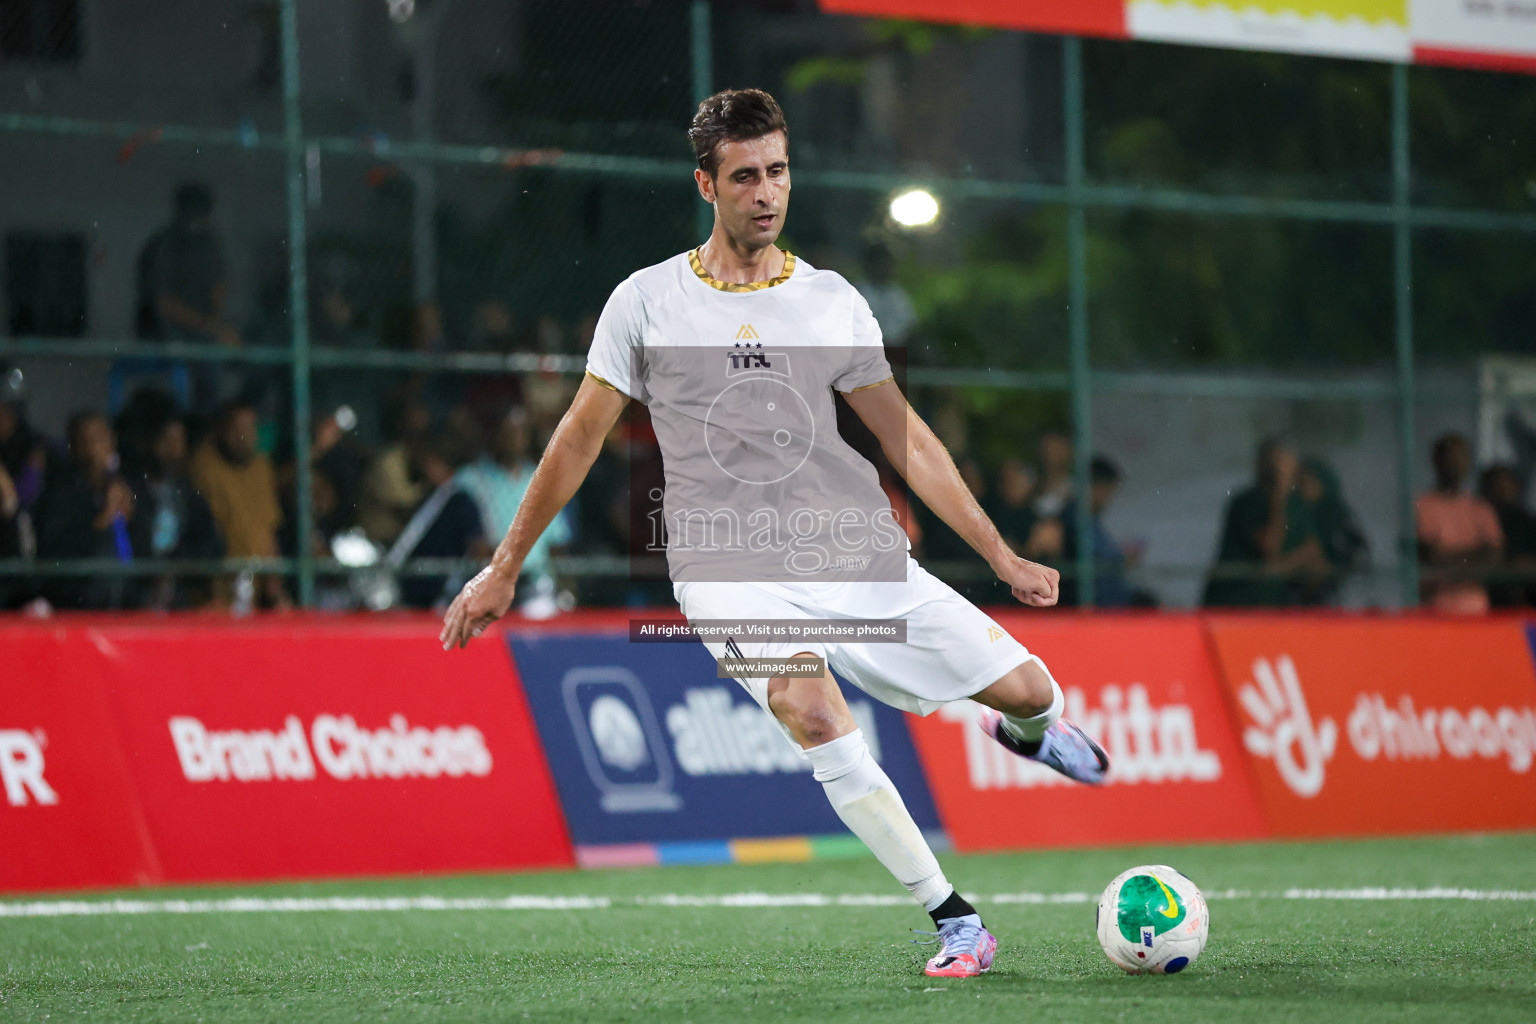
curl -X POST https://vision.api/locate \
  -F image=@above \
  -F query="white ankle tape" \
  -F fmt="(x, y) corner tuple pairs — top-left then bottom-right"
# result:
(804, 728), (869, 783)
(917, 878), (955, 912)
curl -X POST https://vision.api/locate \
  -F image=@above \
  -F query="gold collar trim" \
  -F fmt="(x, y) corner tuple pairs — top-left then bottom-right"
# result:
(688, 248), (796, 292)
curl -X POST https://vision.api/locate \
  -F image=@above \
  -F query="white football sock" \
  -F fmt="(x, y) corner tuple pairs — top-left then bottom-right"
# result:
(804, 729), (952, 911)
(999, 660), (1064, 744)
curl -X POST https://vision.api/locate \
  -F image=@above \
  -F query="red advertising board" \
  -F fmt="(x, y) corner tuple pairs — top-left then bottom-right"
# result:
(1205, 617), (1536, 837)
(12, 610), (1536, 893)
(819, 0), (1126, 38)
(818, 1), (1536, 75)
(0, 624), (161, 891)
(88, 620), (573, 882)
(905, 615), (1266, 851)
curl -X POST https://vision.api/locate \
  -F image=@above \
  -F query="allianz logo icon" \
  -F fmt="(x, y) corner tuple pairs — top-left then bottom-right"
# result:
(561, 667), (883, 814)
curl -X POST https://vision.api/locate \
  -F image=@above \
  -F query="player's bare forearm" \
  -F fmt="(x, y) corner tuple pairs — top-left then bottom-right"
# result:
(488, 376), (627, 582)
(843, 381), (1009, 568)
(440, 376), (626, 650)
(842, 381), (1057, 606)
(899, 415), (1012, 569)
(486, 444), (590, 580)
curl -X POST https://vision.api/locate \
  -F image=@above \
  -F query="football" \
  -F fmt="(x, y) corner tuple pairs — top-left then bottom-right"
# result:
(1095, 865), (1209, 974)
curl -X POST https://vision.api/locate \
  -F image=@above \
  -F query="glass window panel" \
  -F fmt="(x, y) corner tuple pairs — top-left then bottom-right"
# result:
(0, 0), (282, 133)
(305, 0), (695, 155)
(1087, 210), (1394, 371)
(2, 134), (288, 349)
(715, 6), (1063, 183)
(1084, 39), (1392, 203)
(1410, 64), (1536, 213)
(1414, 228), (1536, 362)
(306, 155), (696, 355)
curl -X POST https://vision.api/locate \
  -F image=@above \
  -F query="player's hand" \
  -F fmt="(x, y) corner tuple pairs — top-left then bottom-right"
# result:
(996, 555), (1059, 608)
(440, 565), (517, 650)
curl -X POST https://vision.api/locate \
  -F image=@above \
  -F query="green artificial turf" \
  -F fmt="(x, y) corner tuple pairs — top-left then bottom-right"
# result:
(2, 833), (1534, 1023)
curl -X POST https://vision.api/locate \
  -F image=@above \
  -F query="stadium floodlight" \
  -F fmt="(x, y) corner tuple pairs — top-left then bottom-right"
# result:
(889, 188), (940, 229)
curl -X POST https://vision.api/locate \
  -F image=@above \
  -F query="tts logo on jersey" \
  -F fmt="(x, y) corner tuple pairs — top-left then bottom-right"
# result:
(726, 344), (790, 378)
(727, 342), (774, 369)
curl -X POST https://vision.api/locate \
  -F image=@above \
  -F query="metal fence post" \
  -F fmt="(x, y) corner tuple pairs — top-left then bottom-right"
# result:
(280, 0), (314, 607)
(691, 0), (714, 243)
(1392, 63), (1419, 608)
(1065, 36), (1095, 608)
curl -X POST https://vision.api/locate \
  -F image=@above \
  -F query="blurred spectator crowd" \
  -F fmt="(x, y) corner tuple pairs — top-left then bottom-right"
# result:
(5, 185), (1535, 616)
(0, 367), (620, 615)
(1, 181), (630, 615)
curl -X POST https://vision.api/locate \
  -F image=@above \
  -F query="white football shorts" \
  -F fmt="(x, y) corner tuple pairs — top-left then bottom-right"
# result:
(673, 555), (1036, 718)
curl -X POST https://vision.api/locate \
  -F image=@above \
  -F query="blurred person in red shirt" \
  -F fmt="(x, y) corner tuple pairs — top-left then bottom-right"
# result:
(1417, 433), (1502, 614)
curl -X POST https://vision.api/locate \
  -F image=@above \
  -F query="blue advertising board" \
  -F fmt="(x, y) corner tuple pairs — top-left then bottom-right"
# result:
(505, 631), (941, 848)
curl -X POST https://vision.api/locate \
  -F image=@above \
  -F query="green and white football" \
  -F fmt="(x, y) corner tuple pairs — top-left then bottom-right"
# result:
(1095, 865), (1208, 974)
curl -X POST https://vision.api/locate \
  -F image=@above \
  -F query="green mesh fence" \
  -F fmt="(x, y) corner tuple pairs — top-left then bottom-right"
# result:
(2, 0), (1535, 612)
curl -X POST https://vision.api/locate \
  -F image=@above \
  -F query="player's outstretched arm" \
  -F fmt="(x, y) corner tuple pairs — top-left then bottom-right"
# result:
(440, 375), (629, 649)
(841, 380), (1058, 607)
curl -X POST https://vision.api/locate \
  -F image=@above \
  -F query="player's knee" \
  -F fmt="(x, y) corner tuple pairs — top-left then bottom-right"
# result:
(798, 711), (843, 747)
(789, 702), (844, 746)
(988, 659), (1056, 718)
(769, 689), (849, 748)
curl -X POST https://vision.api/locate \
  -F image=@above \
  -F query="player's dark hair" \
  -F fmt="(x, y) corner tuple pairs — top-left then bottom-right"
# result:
(688, 88), (788, 178)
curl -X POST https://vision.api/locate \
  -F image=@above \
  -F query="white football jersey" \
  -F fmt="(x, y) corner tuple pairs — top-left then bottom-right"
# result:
(586, 249), (892, 399)
(585, 249), (903, 585)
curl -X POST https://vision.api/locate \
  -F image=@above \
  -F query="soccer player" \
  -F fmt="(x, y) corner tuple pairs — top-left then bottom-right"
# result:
(441, 88), (1109, 979)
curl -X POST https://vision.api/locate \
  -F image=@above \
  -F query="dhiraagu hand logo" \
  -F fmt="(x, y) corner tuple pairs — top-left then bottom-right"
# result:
(1116, 873), (1186, 943)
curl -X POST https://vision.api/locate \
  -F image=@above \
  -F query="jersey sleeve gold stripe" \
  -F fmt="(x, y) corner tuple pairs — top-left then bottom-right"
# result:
(843, 375), (895, 394)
